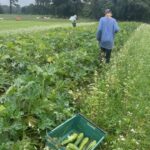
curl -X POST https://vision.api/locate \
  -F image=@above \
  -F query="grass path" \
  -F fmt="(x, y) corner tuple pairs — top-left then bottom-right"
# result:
(82, 24), (150, 150)
(0, 21), (95, 35)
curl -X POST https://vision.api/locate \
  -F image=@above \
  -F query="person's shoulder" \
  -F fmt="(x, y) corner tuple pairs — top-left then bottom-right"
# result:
(99, 17), (105, 21)
(101, 17), (105, 19)
(111, 17), (117, 22)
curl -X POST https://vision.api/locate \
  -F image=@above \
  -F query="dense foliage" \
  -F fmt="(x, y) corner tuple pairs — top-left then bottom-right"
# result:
(0, 22), (139, 149)
(0, 0), (150, 22)
(21, 0), (150, 22)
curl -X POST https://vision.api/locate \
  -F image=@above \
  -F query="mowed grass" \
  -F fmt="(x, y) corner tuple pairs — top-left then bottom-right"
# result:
(81, 24), (150, 150)
(0, 14), (92, 22)
(0, 14), (93, 32)
(0, 20), (69, 31)
(0, 21), (95, 35)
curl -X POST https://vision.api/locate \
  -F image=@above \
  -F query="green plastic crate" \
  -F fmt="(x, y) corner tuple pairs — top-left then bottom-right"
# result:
(46, 114), (106, 150)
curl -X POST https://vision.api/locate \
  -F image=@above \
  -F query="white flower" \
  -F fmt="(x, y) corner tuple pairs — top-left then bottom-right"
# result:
(136, 141), (139, 145)
(43, 146), (49, 150)
(131, 128), (136, 133)
(119, 135), (126, 141)
(28, 121), (33, 127)
(68, 90), (73, 94)
(127, 111), (133, 116)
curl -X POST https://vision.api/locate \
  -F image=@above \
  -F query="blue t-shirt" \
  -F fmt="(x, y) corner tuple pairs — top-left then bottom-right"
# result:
(97, 17), (119, 49)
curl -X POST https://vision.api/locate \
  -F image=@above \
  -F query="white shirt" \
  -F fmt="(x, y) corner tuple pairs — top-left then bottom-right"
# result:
(69, 15), (77, 22)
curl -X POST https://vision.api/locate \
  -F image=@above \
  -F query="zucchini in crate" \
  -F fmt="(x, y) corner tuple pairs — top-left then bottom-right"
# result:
(79, 137), (89, 150)
(74, 133), (84, 146)
(86, 140), (97, 150)
(61, 133), (78, 146)
(66, 143), (79, 150)
(47, 114), (106, 150)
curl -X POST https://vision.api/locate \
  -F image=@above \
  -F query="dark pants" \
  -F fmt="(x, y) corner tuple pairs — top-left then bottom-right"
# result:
(72, 22), (76, 27)
(100, 47), (112, 63)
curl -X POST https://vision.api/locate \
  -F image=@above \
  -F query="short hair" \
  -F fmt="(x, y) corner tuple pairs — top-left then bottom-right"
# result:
(105, 9), (112, 14)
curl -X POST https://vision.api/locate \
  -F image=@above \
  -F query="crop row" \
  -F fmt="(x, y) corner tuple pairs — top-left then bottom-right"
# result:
(81, 24), (150, 150)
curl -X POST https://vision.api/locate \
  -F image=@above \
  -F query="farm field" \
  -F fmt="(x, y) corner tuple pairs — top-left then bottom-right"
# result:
(0, 14), (92, 22)
(0, 21), (149, 150)
(0, 20), (68, 31)
(0, 14), (93, 33)
(0, 21), (94, 35)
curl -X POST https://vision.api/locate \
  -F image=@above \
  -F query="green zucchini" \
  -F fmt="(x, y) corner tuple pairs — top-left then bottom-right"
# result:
(74, 133), (84, 146)
(66, 143), (79, 150)
(61, 133), (78, 146)
(86, 140), (97, 150)
(79, 137), (89, 150)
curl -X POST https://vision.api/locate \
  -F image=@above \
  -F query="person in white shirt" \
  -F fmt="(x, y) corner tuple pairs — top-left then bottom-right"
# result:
(69, 15), (77, 27)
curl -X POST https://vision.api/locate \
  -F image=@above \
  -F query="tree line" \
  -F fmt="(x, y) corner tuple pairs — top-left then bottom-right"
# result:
(0, 0), (150, 21)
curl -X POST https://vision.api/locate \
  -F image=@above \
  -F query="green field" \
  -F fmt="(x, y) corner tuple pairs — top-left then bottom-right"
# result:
(0, 14), (92, 22)
(0, 20), (94, 35)
(0, 20), (67, 30)
(0, 14), (57, 20)
(0, 19), (149, 150)
(0, 14), (92, 33)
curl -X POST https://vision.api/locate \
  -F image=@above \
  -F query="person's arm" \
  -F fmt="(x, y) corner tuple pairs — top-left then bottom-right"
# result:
(114, 19), (119, 33)
(96, 18), (103, 41)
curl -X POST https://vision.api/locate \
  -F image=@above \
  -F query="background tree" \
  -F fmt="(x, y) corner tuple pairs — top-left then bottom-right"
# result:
(9, 0), (18, 14)
(0, 5), (3, 13)
(1, 0), (148, 22)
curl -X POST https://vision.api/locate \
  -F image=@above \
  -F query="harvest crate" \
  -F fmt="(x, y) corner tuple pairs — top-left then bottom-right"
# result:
(46, 114), (106, 150)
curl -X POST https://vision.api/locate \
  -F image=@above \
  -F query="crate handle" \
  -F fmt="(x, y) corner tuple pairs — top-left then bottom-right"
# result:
(87, 122), (96, 130)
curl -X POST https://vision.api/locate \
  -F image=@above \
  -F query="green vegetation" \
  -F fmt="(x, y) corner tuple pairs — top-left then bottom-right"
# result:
(81, 24), (150, 149)
(0, 22), (140, 149)
(0, 15), (70, 32)
(0, 14), (72, 21)
(0, 20), (73, 34)
(0, 14), (92, 22)
(0, 20), (67, 31)
(0, 16), (93, 33)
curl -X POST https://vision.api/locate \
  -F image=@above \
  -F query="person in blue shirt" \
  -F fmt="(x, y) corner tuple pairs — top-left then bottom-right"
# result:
(97, 9), (119, 63)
